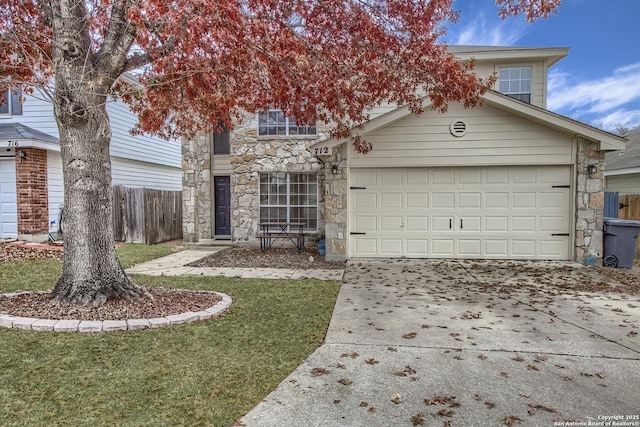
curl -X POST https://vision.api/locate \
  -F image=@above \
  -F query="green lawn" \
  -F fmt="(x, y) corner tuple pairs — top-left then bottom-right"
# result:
(0, 245), (341, 426)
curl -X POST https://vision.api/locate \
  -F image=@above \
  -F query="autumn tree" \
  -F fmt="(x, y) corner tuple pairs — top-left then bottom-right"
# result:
(0, 0), (560, 306)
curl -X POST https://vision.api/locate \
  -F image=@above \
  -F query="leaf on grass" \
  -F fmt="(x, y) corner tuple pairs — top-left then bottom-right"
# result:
(500, 372), (509, 378)
(474, 394), (482, 401)
(359, 401), (369, 407)
(526, 365), (539, 371)
(365, 358), (379, 365)
(338, 378), (353, 386)
(387, 347), (398, 352)
(485, 401), (496, 409)
(367, 407), (376, 414)
(333, 400), (341, 404)
(518, 393), (530, 399)
(478, 353), (488, 360)
(310, 367), (331, 377)
(453, 355), (463, 360)
(533, 355), (548, 363)
(336, 363), (346, 369)
(502, 415), (523, 426)
(403, 332), (417, 339)
(411, 413), (425, 426)
(511, 356), (524, 362)
(421, 324), (430, 329)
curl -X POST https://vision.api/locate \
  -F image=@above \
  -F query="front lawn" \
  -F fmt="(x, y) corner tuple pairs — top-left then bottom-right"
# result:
(0, 245), (341, 426)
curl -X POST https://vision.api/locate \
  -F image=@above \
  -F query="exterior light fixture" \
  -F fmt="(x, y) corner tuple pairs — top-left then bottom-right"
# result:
(586, 164), (597, 175)
(17, 150), (26, 160)
(331, 164), (338, 175)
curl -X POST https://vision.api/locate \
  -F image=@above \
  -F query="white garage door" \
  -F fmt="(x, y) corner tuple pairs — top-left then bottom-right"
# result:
(0, 158), (18, 239)
(350, 166), (572, 260)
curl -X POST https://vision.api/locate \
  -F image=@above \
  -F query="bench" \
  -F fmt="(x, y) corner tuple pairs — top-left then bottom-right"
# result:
(257, 222), (305, 251)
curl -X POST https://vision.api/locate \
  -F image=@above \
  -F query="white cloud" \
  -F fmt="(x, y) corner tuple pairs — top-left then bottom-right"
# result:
(548, 63), (640, 129)
(446, 12), (528, 46)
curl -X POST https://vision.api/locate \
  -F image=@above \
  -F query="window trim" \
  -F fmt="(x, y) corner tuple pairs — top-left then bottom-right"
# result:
(258, 172), (319, 233)
(257, 109), (317, 137)
(0, 88), (23, 116)
(498, 66), (532, 104)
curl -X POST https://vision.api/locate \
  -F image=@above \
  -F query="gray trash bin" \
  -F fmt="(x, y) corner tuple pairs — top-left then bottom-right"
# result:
(603, 218), (640, 268)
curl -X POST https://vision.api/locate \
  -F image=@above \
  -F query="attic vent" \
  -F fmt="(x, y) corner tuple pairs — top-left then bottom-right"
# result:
(449, 120), (467, 137)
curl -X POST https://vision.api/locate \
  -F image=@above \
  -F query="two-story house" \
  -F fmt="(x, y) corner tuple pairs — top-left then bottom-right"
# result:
(0, 74), (182, 241)
(182, 45), (626, 264)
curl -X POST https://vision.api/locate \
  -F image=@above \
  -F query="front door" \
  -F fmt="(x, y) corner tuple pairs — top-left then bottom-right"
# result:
(214, 176), (231, 236)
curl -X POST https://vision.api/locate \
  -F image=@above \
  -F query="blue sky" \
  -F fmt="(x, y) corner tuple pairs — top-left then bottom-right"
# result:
(444, 0), (640, 132)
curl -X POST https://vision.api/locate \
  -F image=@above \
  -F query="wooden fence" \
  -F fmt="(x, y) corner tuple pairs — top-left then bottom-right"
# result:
(616, 193), (640, 258)
(112, 185), (182, 244)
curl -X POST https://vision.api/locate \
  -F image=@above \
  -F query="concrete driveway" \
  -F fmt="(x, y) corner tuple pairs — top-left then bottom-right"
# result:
(241, 259), (640, 427)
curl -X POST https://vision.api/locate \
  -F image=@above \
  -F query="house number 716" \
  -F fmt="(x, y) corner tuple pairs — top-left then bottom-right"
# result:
(7, 141), (19, 147)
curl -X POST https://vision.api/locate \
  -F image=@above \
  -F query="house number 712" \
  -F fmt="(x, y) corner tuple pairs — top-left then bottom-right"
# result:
(313, 147), (329, 155)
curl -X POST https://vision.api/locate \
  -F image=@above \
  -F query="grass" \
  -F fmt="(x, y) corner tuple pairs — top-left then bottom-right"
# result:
(0, 243), (177, 293)
(0, 245), (342, 426)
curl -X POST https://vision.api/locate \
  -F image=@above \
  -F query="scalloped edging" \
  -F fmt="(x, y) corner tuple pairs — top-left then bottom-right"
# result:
(0, 291), (232, 333)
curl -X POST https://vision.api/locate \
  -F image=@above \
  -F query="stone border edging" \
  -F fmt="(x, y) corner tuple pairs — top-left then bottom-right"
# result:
(0, 291), (232, 333)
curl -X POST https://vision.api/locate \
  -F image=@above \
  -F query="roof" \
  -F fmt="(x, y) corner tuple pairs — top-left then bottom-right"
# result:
(312, 91), (626, 153)
(447, 45), (569, 67)
(0, 123), (59, 146)
(605, 131), (640, 171)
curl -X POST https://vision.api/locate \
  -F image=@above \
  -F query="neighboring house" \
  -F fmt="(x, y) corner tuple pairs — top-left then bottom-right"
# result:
(605, 131), (640, 194)
(182, 45), (626, 264)
(0, 74), (182, 241)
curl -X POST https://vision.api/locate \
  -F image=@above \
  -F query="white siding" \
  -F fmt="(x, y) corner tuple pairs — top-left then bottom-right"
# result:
(107, 101), (181, 168)
(111, 157), (181, 190)
(47, 151), (64, 232)
(0, 92), (59, 137)
(349, 102), (574, 168)
(605, 174), (640, 195)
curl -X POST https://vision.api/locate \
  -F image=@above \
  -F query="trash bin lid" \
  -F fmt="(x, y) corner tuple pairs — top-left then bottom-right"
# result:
(603, 218), (640, 227)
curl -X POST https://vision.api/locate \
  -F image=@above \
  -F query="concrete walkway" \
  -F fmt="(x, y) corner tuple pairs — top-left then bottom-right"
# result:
(125, 247), (344, 281)
(241, 259), (640, 426)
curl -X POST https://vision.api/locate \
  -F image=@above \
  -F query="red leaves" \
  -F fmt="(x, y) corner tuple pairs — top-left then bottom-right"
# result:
(2, 0), (561, 146)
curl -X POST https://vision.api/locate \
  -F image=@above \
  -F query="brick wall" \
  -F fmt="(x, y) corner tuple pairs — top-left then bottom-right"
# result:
(15, 148), (49, 235)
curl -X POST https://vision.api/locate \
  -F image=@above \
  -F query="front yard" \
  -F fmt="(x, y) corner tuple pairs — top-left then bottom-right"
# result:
(0, 243), (341, 426)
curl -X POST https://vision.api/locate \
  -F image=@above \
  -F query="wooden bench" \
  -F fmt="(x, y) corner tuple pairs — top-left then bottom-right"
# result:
(257, 222), (305, 251)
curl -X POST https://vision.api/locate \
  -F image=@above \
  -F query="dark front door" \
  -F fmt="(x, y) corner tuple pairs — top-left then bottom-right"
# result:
(214, 176), (231, 236)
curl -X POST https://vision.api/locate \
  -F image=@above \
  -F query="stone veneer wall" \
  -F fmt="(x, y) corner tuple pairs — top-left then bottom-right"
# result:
(323, 144), (348, 261)
(575, 138), (605, 264)
(182, 133), (211, 242)
(229, 113), (327, 244)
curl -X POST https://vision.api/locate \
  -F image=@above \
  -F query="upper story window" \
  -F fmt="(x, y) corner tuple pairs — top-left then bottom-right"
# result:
(0, 88), (23, 116)
(499, 67), (531, 104)
(258, 110), (316, 136)
(212, 124), (230, 155)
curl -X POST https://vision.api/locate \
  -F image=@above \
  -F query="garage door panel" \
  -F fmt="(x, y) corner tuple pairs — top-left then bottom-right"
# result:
(406, 192), (428, 208)
(432, 239), (454, 256)
(353, 215), (378, 231)
(485, 240), (509, 256)
(432, 192), (455, 208)
(380, 192), (403, 209)
(406, 216), (428, 232)
(380, 216), (402, 231)
(0, 159), (18, 238)
(350, 166), (571, 260)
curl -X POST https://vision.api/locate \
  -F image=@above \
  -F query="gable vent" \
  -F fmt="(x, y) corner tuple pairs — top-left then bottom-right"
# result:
(449, 120), (467, 137)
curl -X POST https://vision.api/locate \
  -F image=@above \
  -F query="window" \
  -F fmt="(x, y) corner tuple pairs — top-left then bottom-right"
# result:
(213, 125), (230, 155)
(499, 67), (531, 103)
(259, 172), (318, 231)
(0, 88), (23, 115)
(258, 110), (316, 136)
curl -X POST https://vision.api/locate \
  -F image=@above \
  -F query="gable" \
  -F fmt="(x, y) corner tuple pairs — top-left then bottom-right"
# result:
(348, 101), (575, 168)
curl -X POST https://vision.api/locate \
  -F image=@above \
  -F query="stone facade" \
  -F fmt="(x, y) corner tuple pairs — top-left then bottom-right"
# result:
(229, 113), (326, 243)
(182, 133), (211, 243)
(322, 144), (348, 261)
(575, 138), (606, 264)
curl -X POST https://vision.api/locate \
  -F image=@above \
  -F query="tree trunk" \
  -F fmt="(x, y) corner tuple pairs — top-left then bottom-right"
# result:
(50, 94), (146, 306)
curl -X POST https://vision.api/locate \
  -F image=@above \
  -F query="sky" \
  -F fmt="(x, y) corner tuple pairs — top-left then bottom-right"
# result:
(443, 0), (640, 133)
